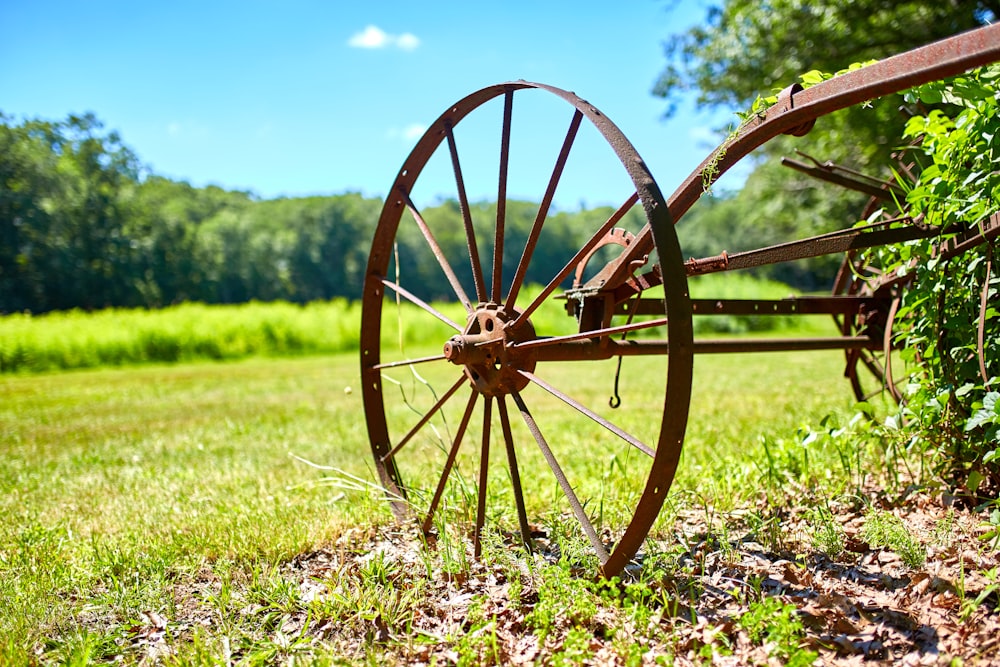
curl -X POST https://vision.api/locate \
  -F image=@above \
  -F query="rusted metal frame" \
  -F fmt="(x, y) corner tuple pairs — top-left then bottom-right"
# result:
(685, 221), (938, 276)
(588, 24), (1000, 295)
(615, 296), (883, 317)
(518, 369), (656, 457)
(511, 315), (668, 350)
(511, 390), (611, 565)
(379, 277), (464, 332)
(498, 397), (534, 551)
(444, 122), (488, 304)
(505, 109), (584, 310)
(474, 396), (493, 558)
(781, 154), (906, 201)
(380, 374), (468, 462)
(422, 390), (479, 535)
(690, 296), (884, 316)
(493, 89), (514, 304)
(401, 190), (475, 313)
(603, 218), (929, 304)
(509, 193), (640, 330)
(513, 335), (878, 364)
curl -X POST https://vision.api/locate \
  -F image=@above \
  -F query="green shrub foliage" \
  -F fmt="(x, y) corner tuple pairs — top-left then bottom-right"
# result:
(867, 65), (1000, 493)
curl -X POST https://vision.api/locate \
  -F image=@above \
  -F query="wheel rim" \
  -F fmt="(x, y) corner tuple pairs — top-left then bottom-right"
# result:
(360, 81), (693, 577)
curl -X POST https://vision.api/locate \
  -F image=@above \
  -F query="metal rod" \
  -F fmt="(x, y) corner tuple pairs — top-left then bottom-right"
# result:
(380, 374), (468, 462)
(493, 89), (514, 304)
(519, 335), (879, 362)
(445, 122), (487, 303)
(781, 155), (905, 201)
(498, 397), (534, 551)
(519, 369), (655, 457)
(510, 314), (666, 350)
(512, 390), (610, 564)
(506, 109), (584, 309)
(686, 222), (935, 276)
(422, 390), (479, 534)
(474, 396), (492, 559)
(373, 354), (447, 370)
(402, 189), (474, 313)
(380, 277), (464, 332)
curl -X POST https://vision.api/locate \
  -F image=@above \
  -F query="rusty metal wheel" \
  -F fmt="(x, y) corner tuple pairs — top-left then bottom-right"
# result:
(360, 82), (693, 577)
(832, 249), (910, 405)
(831, 188), (915, 406)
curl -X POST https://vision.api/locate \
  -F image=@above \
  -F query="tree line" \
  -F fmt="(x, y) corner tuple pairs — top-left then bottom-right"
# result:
(4, 111), (846, 315)
(0, 114), (622, 313)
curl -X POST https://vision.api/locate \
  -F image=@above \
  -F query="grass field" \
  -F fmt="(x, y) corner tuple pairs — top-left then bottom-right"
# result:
(4, 299), (996, 665)
(1, 335), (883, 663)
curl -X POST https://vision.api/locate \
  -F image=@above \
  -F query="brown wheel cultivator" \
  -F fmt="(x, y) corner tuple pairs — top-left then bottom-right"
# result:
(361, 25), (1000, 577)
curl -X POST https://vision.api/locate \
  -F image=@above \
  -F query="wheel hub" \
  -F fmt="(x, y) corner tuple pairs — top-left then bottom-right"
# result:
(442, 304), (536, 396)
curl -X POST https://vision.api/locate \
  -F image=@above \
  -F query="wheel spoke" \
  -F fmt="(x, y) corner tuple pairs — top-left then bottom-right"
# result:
(511, 193), (639, 329)
(445, 123), (488, 304)
(511, 317), (668, 351)
(381, 374), (468, 462)
(373, 354), (447, 371)
(401, 188), (474, 313)
(511, 389), (610, 564)
(498, 397), (533, 551)
(380, 277), (464, 332)
(518, 369), (655, 457)
(474, 396), (493, 558)
(493, 89), (514, 304)
(505, 109), (584, 310)
(422, 390), (479, 535)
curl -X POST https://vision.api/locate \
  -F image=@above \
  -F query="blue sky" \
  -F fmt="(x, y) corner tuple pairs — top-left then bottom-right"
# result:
(0, 1), (743, 208)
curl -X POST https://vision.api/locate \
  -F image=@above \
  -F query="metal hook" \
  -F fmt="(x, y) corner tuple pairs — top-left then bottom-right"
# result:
(609, 356), (623, 409)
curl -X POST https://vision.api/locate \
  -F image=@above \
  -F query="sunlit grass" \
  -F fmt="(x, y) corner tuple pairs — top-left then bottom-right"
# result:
(2, 329), (887, 661)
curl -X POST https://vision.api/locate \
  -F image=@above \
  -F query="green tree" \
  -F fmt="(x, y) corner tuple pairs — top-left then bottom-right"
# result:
(0, 113), (144, 312)
(0, 114), (58, 312)
(654, 1), (997, 289)
(129, 178), (253, 306)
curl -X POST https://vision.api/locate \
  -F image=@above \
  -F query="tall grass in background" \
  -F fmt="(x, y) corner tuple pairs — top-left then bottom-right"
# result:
(0, 300), (361, 374)
(0, 277), (806, 374)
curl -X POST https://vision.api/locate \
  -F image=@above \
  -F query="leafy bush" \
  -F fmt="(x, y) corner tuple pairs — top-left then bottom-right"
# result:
(865, 65), (1000, 494)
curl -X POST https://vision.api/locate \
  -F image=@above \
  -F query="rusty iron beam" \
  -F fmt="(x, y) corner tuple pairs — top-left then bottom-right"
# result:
(515, 335), (878, 363)
(615, 296), (883, 317)
(685, 221), (938, 275)
(781, 155), (906, 201)
(590, 23), (1000, 293)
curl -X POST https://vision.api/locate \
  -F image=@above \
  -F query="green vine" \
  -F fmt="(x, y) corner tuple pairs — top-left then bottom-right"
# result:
(702, 60), (876, 194)
(864, 64), (1000, 496)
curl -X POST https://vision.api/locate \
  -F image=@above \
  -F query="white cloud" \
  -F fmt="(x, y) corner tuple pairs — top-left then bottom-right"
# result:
(348, 25), (420, 51)
(402, 123), (426, 140)
(385, 123), (428, 143)
(395, 33), (420, 51)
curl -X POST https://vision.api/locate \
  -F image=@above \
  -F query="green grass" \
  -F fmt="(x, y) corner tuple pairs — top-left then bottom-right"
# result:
(0, 300), (363, 374)
(1, 355), (381, 658)
(0, 276), (815, 375)
(1, 332), (875, 662)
